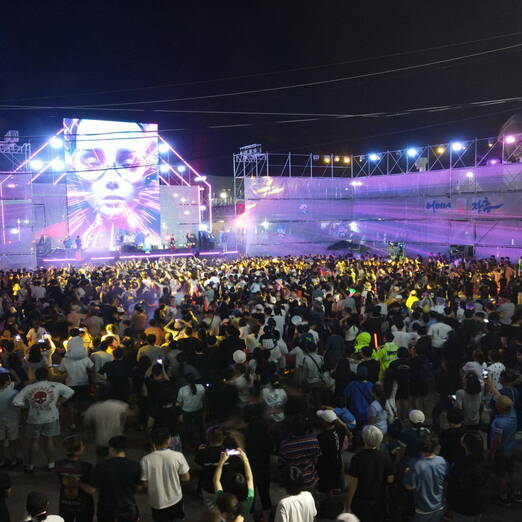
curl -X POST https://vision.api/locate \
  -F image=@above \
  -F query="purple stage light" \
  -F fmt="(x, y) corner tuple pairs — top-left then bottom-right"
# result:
(504, 135), (516, 144)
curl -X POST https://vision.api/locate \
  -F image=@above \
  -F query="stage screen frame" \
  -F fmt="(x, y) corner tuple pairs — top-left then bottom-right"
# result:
(64, 118), (161, 251)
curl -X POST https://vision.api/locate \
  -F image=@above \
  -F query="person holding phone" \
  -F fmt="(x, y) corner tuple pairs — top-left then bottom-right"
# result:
(213, 448), (254, 519)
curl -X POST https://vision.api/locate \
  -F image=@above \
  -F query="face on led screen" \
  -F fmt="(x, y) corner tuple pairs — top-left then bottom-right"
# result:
(64, 119), (161, 250)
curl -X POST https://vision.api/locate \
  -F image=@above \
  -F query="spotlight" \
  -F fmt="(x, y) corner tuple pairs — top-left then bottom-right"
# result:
(220, 191), (228, 199)
(180, 197), (186, 203)
(158, 143), (170, 154)
(177, 165), (187, 173)
(451, 142), (464, 152)
(194, 175), (207, 182)
(183, 210), (190, 215)
(350, 181), (363, 187)
(436, 146), (445, 154)
(504, 135), (516, 144)
(466, 171), (474, 178)
(489, 159), (499, 165)
(261, 219), (269, 230)
(50, 137), (63, 149)
(30, 159), (43, 170)
(9, 228), (19, 235)
(200, 205), (207, 211)
(368, 153), (380, 162)
(349, 221), (359, 232)
(334, 156), (340, 162)
(323, 156), (331, 164)
(343, 156), (351, 164)
(51, 159), (64, 171)
(6, 183), (16, 188)
(23, 219), (30, 224)
(406, 148), (418, 157)
(160, 164), (170, 173)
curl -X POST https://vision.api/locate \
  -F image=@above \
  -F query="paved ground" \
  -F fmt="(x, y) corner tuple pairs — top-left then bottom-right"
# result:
(4, 400), (522, 521)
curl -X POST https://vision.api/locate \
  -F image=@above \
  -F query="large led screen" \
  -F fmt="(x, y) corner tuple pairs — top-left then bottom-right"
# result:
(64, 118), (161, 251)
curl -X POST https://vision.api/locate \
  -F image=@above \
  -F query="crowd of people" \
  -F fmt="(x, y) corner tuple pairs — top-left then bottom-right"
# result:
(0, 253), (520, 522)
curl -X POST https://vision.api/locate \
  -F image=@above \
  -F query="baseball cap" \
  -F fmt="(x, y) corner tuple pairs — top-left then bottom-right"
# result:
(316, 409), (338, 424)
(409, 409), (425, 424)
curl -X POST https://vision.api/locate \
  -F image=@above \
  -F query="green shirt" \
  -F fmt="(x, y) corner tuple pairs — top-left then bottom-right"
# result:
(215, 488), (255, 516)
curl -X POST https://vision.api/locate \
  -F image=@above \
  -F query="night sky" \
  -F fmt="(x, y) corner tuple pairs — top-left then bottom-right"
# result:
(1, 1), (522, 177)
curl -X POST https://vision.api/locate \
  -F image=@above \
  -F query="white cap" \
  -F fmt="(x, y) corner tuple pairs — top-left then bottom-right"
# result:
(336, 514), (360, 522)
(409, 409), (425, 424)
(233, 350), (247, 364)
(316, 409), (338, 423)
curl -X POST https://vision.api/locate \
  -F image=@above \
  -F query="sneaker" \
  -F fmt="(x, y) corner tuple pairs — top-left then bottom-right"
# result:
(46, 462), (55, 472)
(497, 496), (513, 506)
(24, 466), (35, 474)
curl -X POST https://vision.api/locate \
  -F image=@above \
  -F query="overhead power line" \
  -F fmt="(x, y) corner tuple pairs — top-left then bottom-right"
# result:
(2, 30), (522, 104)
(2, 96), (521, 137)
(21, 42), (521, 108)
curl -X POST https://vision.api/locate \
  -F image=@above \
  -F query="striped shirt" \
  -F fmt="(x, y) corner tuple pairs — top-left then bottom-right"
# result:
(279, 435), (321, 488)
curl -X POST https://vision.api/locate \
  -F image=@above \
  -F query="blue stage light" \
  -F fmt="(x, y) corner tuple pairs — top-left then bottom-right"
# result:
(177, 165), (187, 173)
(368, 153), (380, 161)
(158, 143), (170, 154)
(160, 164), (170, 173)
(407, 148), (418, 157)
(50, 137), (63, 149)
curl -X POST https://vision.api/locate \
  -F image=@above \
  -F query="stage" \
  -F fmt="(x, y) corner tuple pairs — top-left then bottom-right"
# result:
(37, 247), (239, 266)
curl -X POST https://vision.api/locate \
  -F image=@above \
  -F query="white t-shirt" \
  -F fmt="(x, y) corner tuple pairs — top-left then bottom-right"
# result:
(427, 322), (453, 348)
(13, 380), (75, 424)
(59, 356), (94, 387)
(84, 399), (128, 446)
(176, 384), (205, 412)
(91, 351), (114, 374)
(141, 449), (190, 509)
(274, 491), (317, 522)
(262, 387), (287, 422)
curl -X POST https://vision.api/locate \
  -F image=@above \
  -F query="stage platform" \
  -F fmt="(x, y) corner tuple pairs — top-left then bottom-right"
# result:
(37, 248), (239, 267)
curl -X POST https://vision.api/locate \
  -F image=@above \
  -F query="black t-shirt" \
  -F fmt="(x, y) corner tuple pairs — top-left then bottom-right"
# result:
(94, 457), (141, 514)
(439, 427), (465, 463)
(359, 359), (380, 383)
(195, 445), (224, 493)
(101, 360), (132, 392)
(55, 459), (94, 514)
(388, 359), (411, 394)
(348, 449), (393, 504)
(447, 455), (491, 516)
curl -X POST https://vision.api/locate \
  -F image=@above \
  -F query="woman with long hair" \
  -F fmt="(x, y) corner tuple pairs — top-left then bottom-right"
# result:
(176, 372), (206, 448)
(455, 372), (483, 427)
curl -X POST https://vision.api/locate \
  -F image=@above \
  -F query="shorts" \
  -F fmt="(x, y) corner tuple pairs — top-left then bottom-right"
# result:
(494, 448), (516, 475)
(0, 421), (19, 441)
(71, 385), (90, 402)
(27, 419), (60, 438)
(151, 500), (184, 521)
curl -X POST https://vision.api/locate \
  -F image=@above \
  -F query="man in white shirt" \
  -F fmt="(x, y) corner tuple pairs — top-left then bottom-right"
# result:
(275, 466), (317, 522)
(141, 427), (190, 521)
(427, 315), (453, 349)
(13, 367), (74, 472)
(84, 388), (128, 449)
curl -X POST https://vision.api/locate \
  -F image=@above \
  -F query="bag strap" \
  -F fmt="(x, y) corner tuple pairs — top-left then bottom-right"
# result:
(305, 353), (324, 373)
